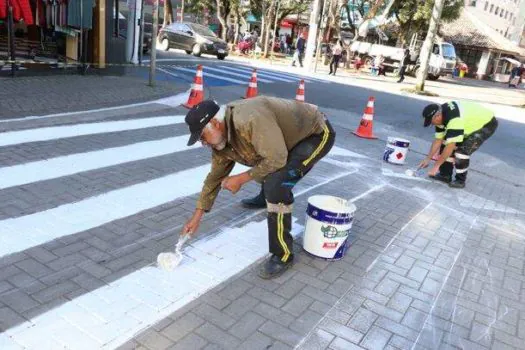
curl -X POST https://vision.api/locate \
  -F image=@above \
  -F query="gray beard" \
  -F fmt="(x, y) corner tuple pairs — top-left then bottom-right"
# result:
(213, 140), (227, 151)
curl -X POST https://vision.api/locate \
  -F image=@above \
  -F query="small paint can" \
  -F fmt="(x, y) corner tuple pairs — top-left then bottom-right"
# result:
(303, 195), (356, 260)
(383, 137), (410, 165)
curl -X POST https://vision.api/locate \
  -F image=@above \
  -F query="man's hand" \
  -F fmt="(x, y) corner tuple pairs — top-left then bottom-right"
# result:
(221, 172), (252, 194)
(428, 165), (440, 177)
(182, 209), (204, 237)
(418, 157), (431, 169)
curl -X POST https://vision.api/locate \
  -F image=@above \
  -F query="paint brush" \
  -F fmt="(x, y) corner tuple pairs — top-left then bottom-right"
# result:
(405, 166), (425, 177)
(157, 234), (190, 271)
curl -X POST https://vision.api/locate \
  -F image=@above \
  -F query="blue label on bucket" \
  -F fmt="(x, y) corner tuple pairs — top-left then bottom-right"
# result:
(388, 140), (410, 148)
(383, 147), (394, 162)
(306, 203), (353, 225)
(333, 238), (349, 259)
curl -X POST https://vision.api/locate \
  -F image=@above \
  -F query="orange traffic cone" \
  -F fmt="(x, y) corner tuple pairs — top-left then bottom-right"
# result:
(244, 69), (258, 98)
(183, 65), (204, 109)
(352, 96), (377, 139)
(295, 80), (305, 102)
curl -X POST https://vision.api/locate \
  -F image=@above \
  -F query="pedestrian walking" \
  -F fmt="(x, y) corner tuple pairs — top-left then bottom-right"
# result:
(181, 97), (336, 279)
(292, 34), (306, 67)
(397, 49), (410, 83)
(329, 40), (343, 76)
(418, 101), (498, 188)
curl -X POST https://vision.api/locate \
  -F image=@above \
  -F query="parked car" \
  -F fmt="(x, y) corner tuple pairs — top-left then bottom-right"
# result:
(157, 22), (228, 60)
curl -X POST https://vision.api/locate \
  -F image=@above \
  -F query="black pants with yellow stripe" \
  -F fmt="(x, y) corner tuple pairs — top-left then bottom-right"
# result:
(264, 120), (336, 263)
(439, 117), (498, 182)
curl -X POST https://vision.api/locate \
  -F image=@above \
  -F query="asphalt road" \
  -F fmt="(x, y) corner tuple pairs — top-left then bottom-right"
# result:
(143, 50), (525, 173)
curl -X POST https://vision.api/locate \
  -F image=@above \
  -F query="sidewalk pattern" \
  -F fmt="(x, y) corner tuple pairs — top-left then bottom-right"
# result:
(0, 98), (524, 350)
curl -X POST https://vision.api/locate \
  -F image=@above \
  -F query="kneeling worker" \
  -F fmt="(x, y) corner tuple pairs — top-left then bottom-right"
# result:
(419, 101), (498, 188)
(181, 96), (336, 279)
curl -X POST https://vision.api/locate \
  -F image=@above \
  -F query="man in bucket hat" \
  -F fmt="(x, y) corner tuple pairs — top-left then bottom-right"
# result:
(181, 96), (336, 279)
(418, 101), (498, 188)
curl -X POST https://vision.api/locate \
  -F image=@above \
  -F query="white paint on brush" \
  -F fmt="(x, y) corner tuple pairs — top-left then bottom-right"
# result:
(0, 116), (186, 147)
(0, 136), (199, 189)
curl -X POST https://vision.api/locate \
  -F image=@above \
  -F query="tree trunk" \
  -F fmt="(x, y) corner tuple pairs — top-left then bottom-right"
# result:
(163, 0), (173, 27)
(233, 12), (240, 45)
(215, 0), (227, 40)
(415, 0), (445, 92)
(263, 0), (277, 58)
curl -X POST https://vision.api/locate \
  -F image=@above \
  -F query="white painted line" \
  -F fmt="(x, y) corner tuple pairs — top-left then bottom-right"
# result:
(295, 200), (435, 350)
(0, 116), (186, 147)
(0, 218), (304, 349)
(350, 184), (386, 203)
(0, 92), (189, 122)
(329, 146), (369, 159)
(1, 168), (357, 349)
(156, 66), (181, 78)
(381, 168), (432, 182)
(173, 66), (247, 85)
(0, 163), (249, 258)
(202, 66), (274, 83)
(217, 65), (296, 83)
(219, 64), (313, 83)
(0, 135), (198, 189)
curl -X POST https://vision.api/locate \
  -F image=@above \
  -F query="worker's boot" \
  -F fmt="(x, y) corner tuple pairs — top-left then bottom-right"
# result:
(449, 180), (466, 189)
(430, 173), (452, 184)
(241, 189), (266, 209)
(258, 255), (294, 279)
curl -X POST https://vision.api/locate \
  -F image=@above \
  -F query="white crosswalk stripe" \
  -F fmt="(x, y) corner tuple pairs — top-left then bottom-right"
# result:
(163, 63), (322, 85)
(0, 116), (186, 147)
(217, 65), (297, 82)
(218, 65), (314, 83)
(203, 66), (274, 83)
(172, 66), (247, 84)
(0, 136), (199, 189)
(0, 103), (353, 349)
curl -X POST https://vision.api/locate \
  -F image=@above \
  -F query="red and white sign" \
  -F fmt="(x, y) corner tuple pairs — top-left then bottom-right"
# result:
(322, 242), (338, 249)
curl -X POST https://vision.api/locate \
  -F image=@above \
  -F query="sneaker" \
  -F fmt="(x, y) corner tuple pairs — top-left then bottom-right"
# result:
(449, 180), (466, 188)
(258, 255), (294, 279)
(429, 173), (452, 184)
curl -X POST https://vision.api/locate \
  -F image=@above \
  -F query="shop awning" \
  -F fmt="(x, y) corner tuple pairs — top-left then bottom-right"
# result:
(501, 57), (522, 66)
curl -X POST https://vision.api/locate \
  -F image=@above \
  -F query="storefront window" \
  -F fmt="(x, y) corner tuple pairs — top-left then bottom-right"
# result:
(455, 47), (483, 76)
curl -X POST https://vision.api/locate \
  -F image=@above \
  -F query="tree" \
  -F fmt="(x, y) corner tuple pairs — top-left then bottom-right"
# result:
(389, 0), (462, 44)
(163, 0), (174, 27)
(185, 0), (216, 19)
(415, 0), (445, 91)
(250, 0), (310, 58)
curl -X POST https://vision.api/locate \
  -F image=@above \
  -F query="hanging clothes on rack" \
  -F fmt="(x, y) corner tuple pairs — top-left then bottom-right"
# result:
(10, 0), (34, 25)
(0, 0), (6, 19)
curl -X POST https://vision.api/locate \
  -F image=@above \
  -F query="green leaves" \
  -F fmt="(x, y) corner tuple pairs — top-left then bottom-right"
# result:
(389, 0), (463, 41)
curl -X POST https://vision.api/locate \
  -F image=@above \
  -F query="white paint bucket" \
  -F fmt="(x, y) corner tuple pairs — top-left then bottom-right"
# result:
(303, 195), (356, 260)
(383, 137), (410, 165)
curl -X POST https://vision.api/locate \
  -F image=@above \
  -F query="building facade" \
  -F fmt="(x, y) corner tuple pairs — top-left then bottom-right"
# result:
(465, 0), (525, 44)
(441, 7), (525, 81)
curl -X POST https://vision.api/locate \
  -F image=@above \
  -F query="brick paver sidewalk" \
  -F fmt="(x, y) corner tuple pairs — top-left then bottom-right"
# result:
(0, 74), (184, 119)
